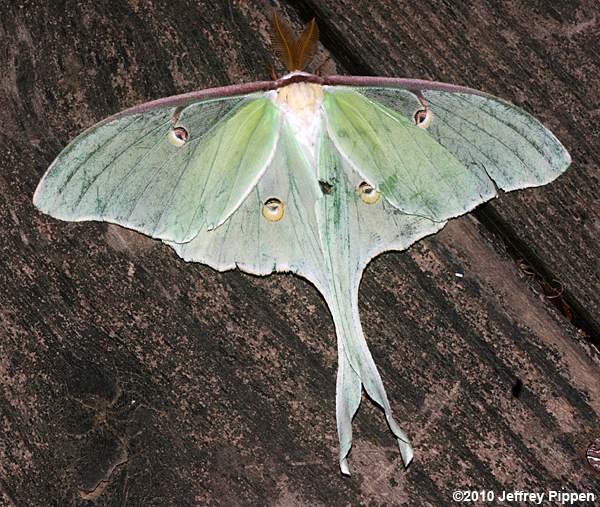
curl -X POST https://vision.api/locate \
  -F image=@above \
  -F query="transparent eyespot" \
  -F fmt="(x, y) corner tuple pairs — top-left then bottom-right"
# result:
(168, 127), (189, 146)
(357, 181), (380, 204)
(414, 108), (432, 128)
(262, 198), (284, 221)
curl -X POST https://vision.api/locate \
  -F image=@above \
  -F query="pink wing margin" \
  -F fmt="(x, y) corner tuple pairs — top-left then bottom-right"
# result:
(103, 80), (277, 123)
(322, 75), (490, 97)
(103, 73), (490, 123)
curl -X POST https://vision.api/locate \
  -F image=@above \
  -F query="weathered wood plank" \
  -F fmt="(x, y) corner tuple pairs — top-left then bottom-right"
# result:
(1, 1), (599, 505)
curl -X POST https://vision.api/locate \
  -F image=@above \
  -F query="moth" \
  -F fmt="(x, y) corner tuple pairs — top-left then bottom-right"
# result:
(33, 13), (571, 475)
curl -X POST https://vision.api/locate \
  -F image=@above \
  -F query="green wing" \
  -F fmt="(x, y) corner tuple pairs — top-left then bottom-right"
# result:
(324, 86), (571, 221)
(33, 95), (279, 243)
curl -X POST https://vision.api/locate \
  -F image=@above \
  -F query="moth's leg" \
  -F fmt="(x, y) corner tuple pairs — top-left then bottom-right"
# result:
(314, 56), (332, 76)
(256, 59), (278, 80)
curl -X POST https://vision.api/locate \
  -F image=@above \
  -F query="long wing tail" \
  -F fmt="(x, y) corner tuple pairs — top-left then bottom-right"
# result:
(327, 284), (414, 475)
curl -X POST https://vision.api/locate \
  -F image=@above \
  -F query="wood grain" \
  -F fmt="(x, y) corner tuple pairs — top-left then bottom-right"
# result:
(1, 1), (598, 505)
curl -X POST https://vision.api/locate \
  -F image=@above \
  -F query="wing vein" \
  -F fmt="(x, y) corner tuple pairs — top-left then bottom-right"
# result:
(427, 95), (546, 172)
(74, 119), (170, 210)
(51, 115), (143, 209)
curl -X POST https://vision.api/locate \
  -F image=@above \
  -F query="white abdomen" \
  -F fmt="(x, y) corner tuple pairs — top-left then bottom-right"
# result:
(272, 82), (324, 168)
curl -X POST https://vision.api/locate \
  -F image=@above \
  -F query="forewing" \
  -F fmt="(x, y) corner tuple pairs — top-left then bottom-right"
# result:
(341, 83), (571, 195)
(323, 88), (497, 222)
(33, 94), (279, 243)
(422, 90), (571, 190)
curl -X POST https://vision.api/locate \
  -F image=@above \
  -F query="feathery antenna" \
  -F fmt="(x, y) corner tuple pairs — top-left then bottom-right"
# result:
(270, 12), (297, 72)
(295, 18), (319, 71)
(270, 12), (319, 72)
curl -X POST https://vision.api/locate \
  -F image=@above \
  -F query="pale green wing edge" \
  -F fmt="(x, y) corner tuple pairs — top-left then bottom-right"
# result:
(33, 93), (279, 243)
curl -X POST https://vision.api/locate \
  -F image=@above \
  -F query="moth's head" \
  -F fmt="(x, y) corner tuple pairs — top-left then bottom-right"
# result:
(270, 11), (319, 73)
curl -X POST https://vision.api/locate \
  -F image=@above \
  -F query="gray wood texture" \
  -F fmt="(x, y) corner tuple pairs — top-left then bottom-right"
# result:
(1, 1), (599, 505)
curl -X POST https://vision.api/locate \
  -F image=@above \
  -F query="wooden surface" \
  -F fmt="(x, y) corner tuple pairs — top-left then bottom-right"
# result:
(1, 1), (599, 505)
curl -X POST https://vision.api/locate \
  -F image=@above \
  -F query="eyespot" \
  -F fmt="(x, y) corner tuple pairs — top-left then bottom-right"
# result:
(414, 109), (432, 128)
(262, 198), (284, 221)
(168, 127), (189, 146)
(357, 181), (380, 204)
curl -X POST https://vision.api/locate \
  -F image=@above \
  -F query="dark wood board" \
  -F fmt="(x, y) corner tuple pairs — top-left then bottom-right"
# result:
(1, 1), (599, 505)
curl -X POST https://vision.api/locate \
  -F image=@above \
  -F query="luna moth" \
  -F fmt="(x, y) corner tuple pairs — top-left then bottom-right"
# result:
(33, 13), (571, 475)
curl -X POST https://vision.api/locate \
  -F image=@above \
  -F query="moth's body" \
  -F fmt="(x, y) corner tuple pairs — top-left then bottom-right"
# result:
(273, 72), (324, 168)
